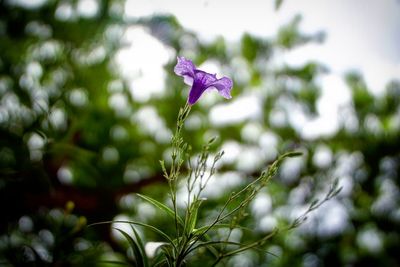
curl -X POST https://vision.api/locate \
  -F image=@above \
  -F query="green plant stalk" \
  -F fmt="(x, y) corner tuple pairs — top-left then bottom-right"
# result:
(155, 102), (340, 266)
(164, 103), (192, 266)
(211, 229), (280, 267)
(182, 152), (303, 263)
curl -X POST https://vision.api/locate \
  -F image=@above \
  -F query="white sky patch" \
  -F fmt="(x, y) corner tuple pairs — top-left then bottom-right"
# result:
(133, 106), (172, 143)
(235, 146), (265, 172)
(125, 0), (280, 41)
(108, 92), (130, 117)
(77, 0), (99, 18)
(317, 74), (352, 116)
(301, 74), (352, 140)
(55, 3), (75, 21)
(280, 156), (304, 183)
(219, 141), (241, 165)
(111, 214), (143, 241)
(251, 192), (272, 218)
(8, 0), (47, 9)
(145, 242), (165, 258)
(198, 60), (221, 75)
(258, 131), (279, 161)
(202, 171), (244, 199)
(175, 170), (244, 204)
(286, 101), (308, 132)
(362, 61), (400, 95)
(57, 165), (73, 185)
(27, 132), (45, 161)
(241, 122), (263, 143)
(297, 199), (349, 237)
(356, 226), (384, 253)
(209, 94), (262, 126)
(312, 145), (333, 169)
(115, 26), (173, 102)
(301, 116), (339, 140)
(279, 0), (400, 94)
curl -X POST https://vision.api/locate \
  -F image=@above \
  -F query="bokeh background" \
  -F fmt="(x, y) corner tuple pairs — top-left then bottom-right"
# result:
(0, 0), (399, 266)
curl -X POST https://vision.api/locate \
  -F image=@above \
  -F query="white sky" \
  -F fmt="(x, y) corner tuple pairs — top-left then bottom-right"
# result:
(125, 0), (400, 93)
(119, 0), (400, 138)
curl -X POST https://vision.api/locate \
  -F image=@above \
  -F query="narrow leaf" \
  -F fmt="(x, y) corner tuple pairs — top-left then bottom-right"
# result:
(137, 194), (184, 227)
(114, 228), (145, 267)
(186, 198), (204, 234)
(89, 220), (175, 247)
(153, 258), (168, 267)
(281, 151), (302, 158)
(131, 225), (149, 267)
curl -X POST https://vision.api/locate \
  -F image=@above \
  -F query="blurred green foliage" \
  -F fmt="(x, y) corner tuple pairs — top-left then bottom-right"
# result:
(0, 0), (399, 266)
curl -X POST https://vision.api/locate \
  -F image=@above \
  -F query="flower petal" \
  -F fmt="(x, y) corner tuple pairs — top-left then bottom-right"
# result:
(208, 77), (233, 99)
(183, 75), (194, 86)
(188, 79), (207, 105)
(174, 56), (195, 78)
(174, 56), (234, 105)
(187, 70), (219, 105)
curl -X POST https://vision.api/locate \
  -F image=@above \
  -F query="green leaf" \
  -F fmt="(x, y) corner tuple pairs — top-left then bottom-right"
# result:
(114, 228), (146, 267)
(241, 33), (261, 62)
(131, 225), (149, 267)
(89, 220), (175, 247)
(186, 198), (204, 235)
(281, 151), (303, 158)
(137, 194), (184, 227)
(160, 160), (168, 178)
(160, 245), (174, 266)
(153, 258), (168, 267)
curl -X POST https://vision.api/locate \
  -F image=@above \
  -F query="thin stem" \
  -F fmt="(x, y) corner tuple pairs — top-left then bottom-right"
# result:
(165, 103), (191, 263)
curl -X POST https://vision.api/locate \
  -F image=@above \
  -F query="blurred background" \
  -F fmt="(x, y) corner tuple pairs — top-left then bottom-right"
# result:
(0, 0), (399, 266)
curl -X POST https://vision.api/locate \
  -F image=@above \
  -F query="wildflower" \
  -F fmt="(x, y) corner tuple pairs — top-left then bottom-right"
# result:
(174, 56), (233, 105)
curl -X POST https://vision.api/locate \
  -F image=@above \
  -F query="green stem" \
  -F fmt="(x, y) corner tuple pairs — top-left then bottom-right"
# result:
(168, 103), (191, 260)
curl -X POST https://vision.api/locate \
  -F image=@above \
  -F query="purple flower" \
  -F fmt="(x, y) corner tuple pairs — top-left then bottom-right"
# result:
(174, 56), (233, 105)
